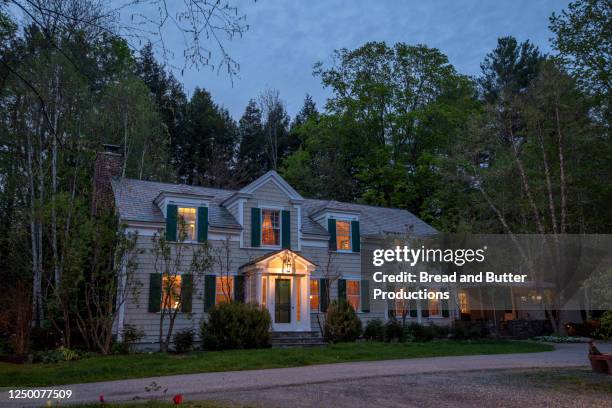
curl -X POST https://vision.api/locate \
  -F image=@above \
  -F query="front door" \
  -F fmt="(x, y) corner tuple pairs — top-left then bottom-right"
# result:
(275, 279), (291, 324)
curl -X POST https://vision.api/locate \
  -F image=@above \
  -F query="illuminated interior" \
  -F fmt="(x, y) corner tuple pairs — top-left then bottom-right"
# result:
(178, 207), (197, 241)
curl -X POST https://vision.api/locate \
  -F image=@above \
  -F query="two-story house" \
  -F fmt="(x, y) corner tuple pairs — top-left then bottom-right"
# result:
(95, 147), (447, 348)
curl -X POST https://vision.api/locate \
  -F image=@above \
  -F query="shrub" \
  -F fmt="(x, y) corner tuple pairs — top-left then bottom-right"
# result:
(595, 311), (612, 339)
(112, 324), (145, 354)
(363, 319), (385, 341)
(34, 347), (80, 364)
(173, 329), (195, 353)
(450, 321), (488, 340)
(565, 320), (600, 337)
(324, 300), (362, 343)
(384, 319), (404, 342)
(405, 323), (434, 342)
(201, 302), (271, 350)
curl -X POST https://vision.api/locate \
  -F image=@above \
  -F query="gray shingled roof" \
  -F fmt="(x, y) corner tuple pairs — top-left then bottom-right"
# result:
(111, 178), (437, 236)
(110, 178), (241, 229)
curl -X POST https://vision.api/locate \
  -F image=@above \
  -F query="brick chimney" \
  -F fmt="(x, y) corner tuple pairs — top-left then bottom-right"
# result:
(92, 144), (123, 215)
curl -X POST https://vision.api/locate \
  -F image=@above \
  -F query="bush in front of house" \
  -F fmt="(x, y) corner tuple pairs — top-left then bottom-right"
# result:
(34, 347), (81, 363)
(363, 319), (385, 341)
(384, 319), (404, 342)
(404, 323), (435, 342)
(200, 302), (271, 350)
(594, 311), (612, 339)
(324, 300), (362, 343)
(565, 320), (600, 337)
(112, 324), (145, 354)
(173, 328), (195, 353)
(450, 320), (488, 340)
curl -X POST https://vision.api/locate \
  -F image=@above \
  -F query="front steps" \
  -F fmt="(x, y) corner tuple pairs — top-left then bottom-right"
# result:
(271, 331), (326, 348)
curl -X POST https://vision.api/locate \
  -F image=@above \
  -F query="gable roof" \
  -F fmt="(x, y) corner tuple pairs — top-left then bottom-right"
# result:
(111, 177), (437, 237)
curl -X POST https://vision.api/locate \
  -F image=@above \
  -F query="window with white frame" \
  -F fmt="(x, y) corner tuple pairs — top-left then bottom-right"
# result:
(428, 295), (441, 317)
(216, 276), (234, 305)
(178, 207), (197, 241)
(347, 280), (360, 311)
(161, 274), (182, 310)
(336, 220), (351, 251)
(310, 279), (319, 312)
(261, 209), (280, 246)
(458, 291), (469, 314)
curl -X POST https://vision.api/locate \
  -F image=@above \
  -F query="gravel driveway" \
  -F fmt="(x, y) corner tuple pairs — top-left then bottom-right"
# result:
(206, 368), (611, 408)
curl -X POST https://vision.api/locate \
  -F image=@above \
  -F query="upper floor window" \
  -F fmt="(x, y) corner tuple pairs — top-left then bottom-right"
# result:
(178, 207), (197, 241)
(336, 220), (351, 251)
(162, 274), (182, 310)
(261, 209), (280, 246)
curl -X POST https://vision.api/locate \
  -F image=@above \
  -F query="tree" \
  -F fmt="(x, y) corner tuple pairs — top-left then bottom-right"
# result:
(175, 88), (238, 187)
(291, 94), (318, 129)
(152, 218), (213, 352)
(235, 99), (266, 183)
(259, 89), (291, 171)
(550, 0), (611, 111)
(479, 36), (544, 102)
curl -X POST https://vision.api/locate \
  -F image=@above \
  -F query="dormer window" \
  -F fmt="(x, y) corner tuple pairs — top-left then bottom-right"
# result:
(336, 220), (351, 251)
(262, 209), (281, 246)
(178, 207), (197, 241)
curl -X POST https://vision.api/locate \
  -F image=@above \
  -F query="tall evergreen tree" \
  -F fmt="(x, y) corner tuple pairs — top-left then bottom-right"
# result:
(176, 88), (237, 187)
(236, 99), (266, 183)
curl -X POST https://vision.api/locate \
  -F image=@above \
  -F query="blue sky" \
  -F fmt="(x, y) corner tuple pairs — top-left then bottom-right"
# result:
(157, 1), (572, 119)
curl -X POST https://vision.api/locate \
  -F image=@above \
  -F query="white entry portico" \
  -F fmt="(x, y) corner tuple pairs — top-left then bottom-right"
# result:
(240, 249), (316, 331)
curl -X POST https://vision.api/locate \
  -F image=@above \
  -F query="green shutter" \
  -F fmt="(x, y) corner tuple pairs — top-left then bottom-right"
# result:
(351, 220), (360, 252)
(234, 275), (245, 302)
(148, 273), (162, 313)
(197, 207), (208, 242)
(204, 275), (216, 312)
(409, 299), (417, 317)
(361, 280), (370, 312)
(328, 218), (337, 250)
(388, 299), (396, 319)
(320, 278), (328, 312)
(338, 279), (346, 301)
(441, 287), (449, 317)
(166, 204), (177, 241)
(281, 210), (291, 249)
(421, 300), (429, 318)
(251, 207), (261, 247)
(181, 274), (193, 313)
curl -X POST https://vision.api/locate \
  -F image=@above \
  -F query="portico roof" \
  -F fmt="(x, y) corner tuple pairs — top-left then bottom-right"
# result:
(239, 249), (318, 270)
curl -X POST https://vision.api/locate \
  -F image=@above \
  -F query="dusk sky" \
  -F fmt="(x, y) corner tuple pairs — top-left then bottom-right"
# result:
(154, 1), (572, 119)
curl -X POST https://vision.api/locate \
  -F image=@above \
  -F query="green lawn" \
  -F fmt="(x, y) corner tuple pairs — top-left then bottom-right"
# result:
(0, 340), (552, 387)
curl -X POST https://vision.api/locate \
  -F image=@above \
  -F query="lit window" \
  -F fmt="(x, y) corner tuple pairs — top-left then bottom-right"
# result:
(347, 280), (360, 311)
(310, 279), (319, 311)
(395, 298), (409, 317)
(296, 278), (301, 322)
(161, 274), (182, 310)
(216, 276), (234, 304)
(428, 298), (441, 317)
(261, 209), (280, 246)
(458, 291), (469, 313)
(262, 277), (267, 308)
(178, 207), (197, 241)
(336, 220), (351, 251)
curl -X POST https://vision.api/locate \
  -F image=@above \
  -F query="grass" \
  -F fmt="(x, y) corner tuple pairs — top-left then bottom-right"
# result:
(0, 340), (552, 387)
